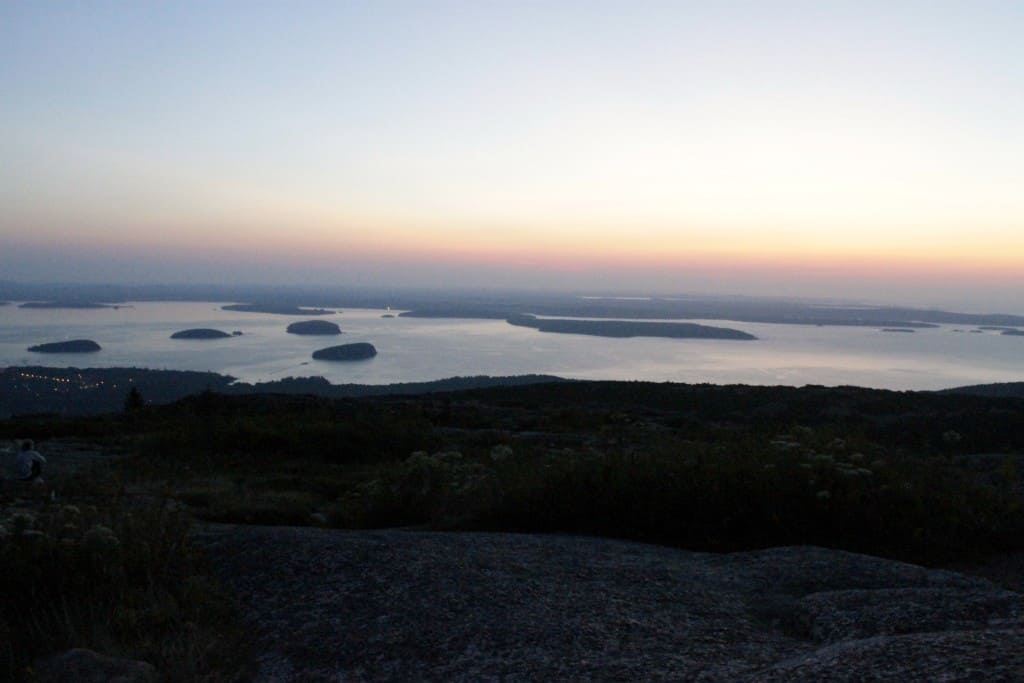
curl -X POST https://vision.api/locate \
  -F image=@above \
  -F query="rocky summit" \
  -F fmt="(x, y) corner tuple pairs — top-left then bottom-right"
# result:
(196, 527), (1024, 682)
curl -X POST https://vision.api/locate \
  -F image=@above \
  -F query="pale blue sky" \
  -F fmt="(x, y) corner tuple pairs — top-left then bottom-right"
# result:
(2, 1), (1023, 310)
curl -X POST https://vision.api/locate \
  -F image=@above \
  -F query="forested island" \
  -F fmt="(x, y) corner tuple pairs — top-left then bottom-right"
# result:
(312, 342), (377, 361)
(506, 314), (757, 340)
(170, 328), (233, 339)
(286, 320), (342, 335)
(27, 340), (102, 353)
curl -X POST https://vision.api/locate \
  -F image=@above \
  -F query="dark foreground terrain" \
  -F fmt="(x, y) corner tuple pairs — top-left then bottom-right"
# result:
(3, 380), (1024, 679)
(199, 526), (1024, 681)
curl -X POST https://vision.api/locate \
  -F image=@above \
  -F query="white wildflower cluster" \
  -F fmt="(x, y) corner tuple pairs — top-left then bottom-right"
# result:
(83, 524), (120, 553)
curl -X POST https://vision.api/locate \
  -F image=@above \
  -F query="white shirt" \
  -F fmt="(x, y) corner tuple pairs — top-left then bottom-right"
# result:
(15, 450), (46, 479)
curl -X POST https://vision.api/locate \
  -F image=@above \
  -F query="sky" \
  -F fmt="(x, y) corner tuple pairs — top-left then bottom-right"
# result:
(2, 1), (1023, 312)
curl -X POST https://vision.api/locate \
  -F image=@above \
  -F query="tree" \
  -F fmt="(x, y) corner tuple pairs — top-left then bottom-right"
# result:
(124, 386), (145, 414)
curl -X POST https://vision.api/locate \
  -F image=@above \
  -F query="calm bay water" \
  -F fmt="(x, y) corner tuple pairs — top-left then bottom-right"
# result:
(1, 301), (1021, 390)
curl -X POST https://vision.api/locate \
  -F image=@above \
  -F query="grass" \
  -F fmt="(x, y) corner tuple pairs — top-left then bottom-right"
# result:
(0, 473), (251, 680)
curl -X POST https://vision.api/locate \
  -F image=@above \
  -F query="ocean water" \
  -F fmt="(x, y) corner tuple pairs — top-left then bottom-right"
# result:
(0, 301), (1021, 390)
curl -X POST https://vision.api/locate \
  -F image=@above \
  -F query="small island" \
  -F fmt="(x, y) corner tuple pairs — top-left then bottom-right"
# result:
(382, 314), (395, 318)
(1003, 329), (1024, 337)
(222, 303), (335, 316)
(506, 314), (756, 340)
(27, 339), (102, 353)
(286, 320), (341, 335)
(170, 328), (233, 340)
(312, 342), (377, 361)
(881, 328), (916, 333)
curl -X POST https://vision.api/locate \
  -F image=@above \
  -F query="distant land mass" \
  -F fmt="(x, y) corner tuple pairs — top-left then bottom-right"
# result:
(27, 339), (102, 353)
(940, 382), (1024, 399)
(4, 281), (1024, 328)
(19, 301), (119, 309)
(287, 320), (342, 335)
(506, 314), (756, 340)
(881, 328), (916, 333)
(403, 306), (945, 328)
(222, 303), (335, 316)
(978, 326), (1020, 332)
(170, 328), (233, 340)
(0, 366), (565, 417)
(1004, 330), (1024, 337)
(312, 342), (377, 361)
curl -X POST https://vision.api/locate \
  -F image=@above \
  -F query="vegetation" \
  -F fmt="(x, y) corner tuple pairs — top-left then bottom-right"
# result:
(0, 481), (249, 680)
(2, 380), (1024, 677)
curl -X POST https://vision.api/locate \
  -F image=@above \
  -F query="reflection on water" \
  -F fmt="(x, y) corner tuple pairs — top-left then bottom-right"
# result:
(0, 301), (1021, 390)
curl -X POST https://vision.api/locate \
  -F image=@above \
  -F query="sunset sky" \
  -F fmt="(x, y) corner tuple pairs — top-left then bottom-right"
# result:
(2, 1), (1023, 311)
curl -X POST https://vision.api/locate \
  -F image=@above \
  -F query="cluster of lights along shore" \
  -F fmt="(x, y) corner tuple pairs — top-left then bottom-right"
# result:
(14, 370), (114, 391)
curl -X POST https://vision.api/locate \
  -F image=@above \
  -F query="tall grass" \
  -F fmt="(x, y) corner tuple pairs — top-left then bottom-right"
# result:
(0, 495), (249, 680)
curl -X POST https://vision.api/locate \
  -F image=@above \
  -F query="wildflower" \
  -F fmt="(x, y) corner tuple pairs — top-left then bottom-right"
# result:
(942, 430), (963, 444)
(11, 513), (35, 534)
(490, 444), (514, 461)
(84, 524), (120, 552)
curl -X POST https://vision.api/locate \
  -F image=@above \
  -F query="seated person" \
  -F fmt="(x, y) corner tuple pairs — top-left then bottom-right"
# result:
(15, 439), (47, 486)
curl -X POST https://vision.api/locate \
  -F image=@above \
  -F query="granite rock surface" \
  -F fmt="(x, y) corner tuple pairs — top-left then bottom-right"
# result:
(195, 527), (1024, 681)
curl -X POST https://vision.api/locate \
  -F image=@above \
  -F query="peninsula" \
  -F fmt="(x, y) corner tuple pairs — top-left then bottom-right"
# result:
(27, 339), (102, 353)
(312, 342), (377, 361)
(506, 314), (756, 340)
(223, 303), (335, 316)
(286, 320), (341, 335)
(19, 301), (118, 309)
(170, 328), (233, 340)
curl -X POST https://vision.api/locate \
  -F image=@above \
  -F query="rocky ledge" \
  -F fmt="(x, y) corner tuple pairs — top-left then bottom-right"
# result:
(27, 339), (102, 353)
(170, 328), (232, 340)
(311, 342), (376, 361)
(196, 527), (1024, 682)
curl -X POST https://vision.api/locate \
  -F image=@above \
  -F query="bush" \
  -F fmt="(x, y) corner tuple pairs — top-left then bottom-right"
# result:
(0, 499), (249, 680)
